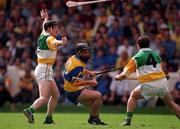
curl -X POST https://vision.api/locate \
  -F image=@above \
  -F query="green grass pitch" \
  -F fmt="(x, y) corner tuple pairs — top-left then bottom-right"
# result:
(0, 105), (179, 129)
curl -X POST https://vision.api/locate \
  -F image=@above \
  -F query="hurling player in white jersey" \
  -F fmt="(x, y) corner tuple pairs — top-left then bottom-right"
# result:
(115, 35), (180, 126)
(23, 9), (67, 124)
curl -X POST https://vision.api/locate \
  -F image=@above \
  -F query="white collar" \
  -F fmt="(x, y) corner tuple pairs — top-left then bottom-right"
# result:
(139, 48), (151, 52)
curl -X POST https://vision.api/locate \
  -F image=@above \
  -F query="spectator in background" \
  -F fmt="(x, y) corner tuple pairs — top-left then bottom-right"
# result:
(106, 46), (118, 68)
(15, 65), (34, 103)
(80, 5), (95, 25)
(117, 38), (134, 57)
(6, 33), (19, 64)
(0, 9), (5, 30)
(96, 6), (108, 25)
(149, 32), (159, 52)
(152, 35), (163, 54)
(0, 65), (15, 111)
(161, 27), (176, 62)
(94, 37), (105, 50)
(51, 0), (65, 17)
(116, 50), (130, 68)
(171, 25), (180, 52)
(95, 73), (112, 104)
(161, 25), (177, 72)
(83, 21), (93, 42)
(108, 18), (123, 39)
(98, 25), (108, 39)
(7, 58), (24, 99)
(93, 48), (106, 70)
(159, 45), (168, 61)
(26, 8), (39, 32)
(67, 11), (83, 42)
(171, 65), (180, 105)
(108, 70), (130, 105)
(0, 19), (15, 47)
(54, 68), (65, 103)
(122, 15), (134, 39)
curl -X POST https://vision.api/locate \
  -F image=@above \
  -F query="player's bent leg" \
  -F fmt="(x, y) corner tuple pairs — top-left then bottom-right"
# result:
(23, 81), (50, 124)
(162, 93), (180, 119)
(78, 89), (102, 116)
(122, 86), (142, 126)
(78, 89), (107, 125)
(44, 81), (60, 124)
(127, 86), (142, 112)
(32, 82), (50, 109)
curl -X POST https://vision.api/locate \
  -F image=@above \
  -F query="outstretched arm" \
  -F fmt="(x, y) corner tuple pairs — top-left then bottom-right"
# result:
(40, 9), (48, 22)
(84, 69), (96, 77)
(40, 9), (68, 46)
(40, 9), (48, 34)
(115, 58), (136, 81)
(47, 36), (67, 48)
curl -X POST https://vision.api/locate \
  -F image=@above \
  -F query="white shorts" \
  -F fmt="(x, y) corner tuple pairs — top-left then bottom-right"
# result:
(138, 78), (169, 99)
(34, 64), (54, 84)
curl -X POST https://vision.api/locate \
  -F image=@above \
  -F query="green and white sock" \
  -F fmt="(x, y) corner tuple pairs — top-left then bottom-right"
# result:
(27, 107), (35, 113)
(125, 112), (133, 120)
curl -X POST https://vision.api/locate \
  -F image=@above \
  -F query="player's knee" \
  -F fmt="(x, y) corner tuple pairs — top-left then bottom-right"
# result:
(52, 92), (60, 101)
(162, 94), (174, 106)
(95, 91), (102, 99)
(56, 92), (60, 100)
(130, 91), (138, 99)
(164, 100), (173, 108)
(40, 97), (49, 104)
(130, 91), (135, 97)
(163, 98), (174, 107)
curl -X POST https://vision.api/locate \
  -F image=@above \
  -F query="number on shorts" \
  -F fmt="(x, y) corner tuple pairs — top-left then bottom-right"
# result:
(146, 53), (157, 67)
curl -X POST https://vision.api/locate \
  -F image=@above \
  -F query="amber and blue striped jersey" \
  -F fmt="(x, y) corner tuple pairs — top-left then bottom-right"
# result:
(122, 48), (166, 83)
(64, 55), (86, 92)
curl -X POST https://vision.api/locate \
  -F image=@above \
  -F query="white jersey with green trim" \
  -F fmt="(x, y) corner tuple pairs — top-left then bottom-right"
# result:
(123, 48), (166, 83)
(37, 33), (58, 65)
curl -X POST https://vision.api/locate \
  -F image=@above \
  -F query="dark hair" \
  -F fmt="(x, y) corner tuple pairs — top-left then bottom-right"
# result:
(44, 20), (58, 30)
(75, 43), (91, 63)
(136, 35), (150, 48)
(75, 43), (90, 55)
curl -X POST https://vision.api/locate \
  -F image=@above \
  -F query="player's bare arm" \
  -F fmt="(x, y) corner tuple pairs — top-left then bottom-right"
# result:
(115, 59), (136, 81)
(72, 77), (97, 87)
(115, 73), (127, 81)
(84, 69), (96, 77)
(40, 9), (48, 21)
(50, 36), (67, 46)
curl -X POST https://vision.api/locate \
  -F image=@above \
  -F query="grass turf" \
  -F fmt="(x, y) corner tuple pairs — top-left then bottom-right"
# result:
(0, 105), (179, 129)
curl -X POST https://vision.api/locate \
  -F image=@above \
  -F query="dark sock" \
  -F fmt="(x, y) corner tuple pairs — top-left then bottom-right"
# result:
(27, 107), (35, 113)
(89, 115), (98, 120)
(125, 112), (133, 120)
(45, 115), (53, 122)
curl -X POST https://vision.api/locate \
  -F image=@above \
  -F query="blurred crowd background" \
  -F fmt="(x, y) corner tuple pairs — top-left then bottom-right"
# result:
(0, 0), (180, 110)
